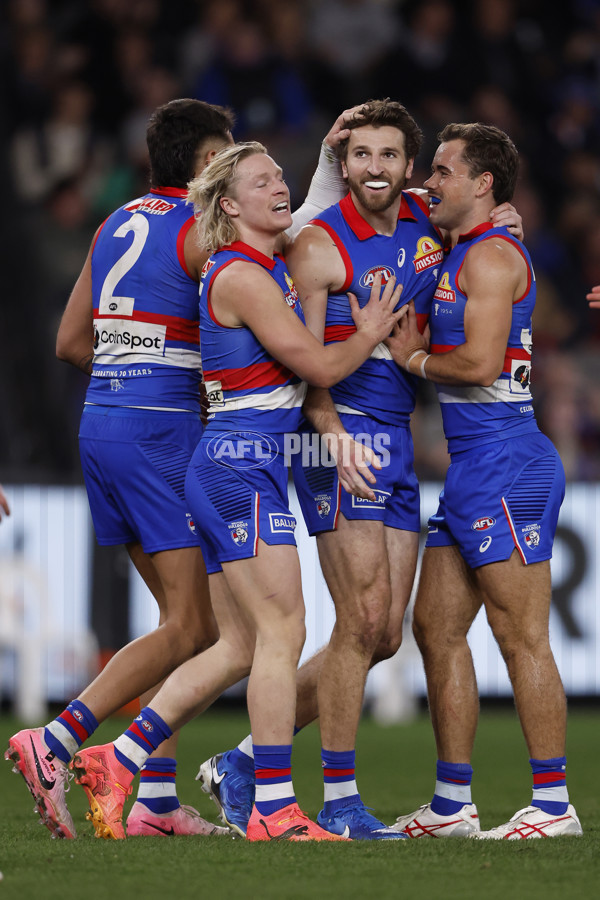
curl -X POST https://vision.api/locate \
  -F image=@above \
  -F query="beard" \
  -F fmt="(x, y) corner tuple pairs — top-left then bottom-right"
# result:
(347, 171), (407, 213)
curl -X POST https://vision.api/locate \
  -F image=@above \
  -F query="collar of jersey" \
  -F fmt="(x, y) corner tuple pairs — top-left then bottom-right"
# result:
(223, 240), (276, 269)
(457, 222), (494, 243)
(339, 192), (417, 241)
(151, 186), (189, 198)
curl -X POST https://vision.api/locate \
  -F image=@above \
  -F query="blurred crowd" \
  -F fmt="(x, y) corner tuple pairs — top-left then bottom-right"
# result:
(1, 0), (600, 481)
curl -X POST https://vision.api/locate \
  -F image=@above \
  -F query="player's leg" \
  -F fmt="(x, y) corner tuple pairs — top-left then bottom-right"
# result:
(5, 543), (215, 839)
(69, 569), (256, 839)
(391, 544), (483, 838)
(471, 553), (581, 839)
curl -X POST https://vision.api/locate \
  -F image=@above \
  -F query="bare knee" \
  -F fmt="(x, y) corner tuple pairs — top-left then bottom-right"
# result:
(372, 619), (403, 663)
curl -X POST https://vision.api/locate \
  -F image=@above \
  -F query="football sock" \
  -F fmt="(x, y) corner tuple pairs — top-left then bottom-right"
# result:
(231, 736), (254, 767)
(530, 756), (569, 815)
(321, 748), (360, 811)
(44, 700), (99, 764)
(430, 760), (473, 815)
(253, 744), (295, 815)
(113, 707), (173, 776)
(137, 757), (179, 814)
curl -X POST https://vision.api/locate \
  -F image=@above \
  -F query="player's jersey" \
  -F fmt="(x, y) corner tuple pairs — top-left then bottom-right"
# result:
(311, 191), (444, 426)
(86, 187), (201, 411)
(199, 240), (307, 435)
(430, 223), (539, 453)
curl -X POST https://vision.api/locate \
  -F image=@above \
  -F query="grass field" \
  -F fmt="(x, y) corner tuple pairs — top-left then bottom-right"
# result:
(1, 706), (598, 900)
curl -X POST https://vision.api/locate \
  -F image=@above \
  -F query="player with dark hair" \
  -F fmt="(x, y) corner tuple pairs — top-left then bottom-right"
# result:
(385, 123), (582, 839)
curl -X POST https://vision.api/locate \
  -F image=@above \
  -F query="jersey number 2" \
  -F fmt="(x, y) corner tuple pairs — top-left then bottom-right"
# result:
(98, 213), (150, 317)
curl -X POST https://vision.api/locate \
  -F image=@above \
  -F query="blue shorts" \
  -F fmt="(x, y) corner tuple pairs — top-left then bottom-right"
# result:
(425, 432), (565, 568)
(79, 405), (203, 553)
(291, 414), (420, 536)
(185, 431), (297, 573)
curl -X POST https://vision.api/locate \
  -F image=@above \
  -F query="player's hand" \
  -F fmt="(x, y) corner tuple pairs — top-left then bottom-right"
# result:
(490, 202), (524, 240)
(325, 433), (381, 500)
(384, 300), (429, 369)
(323, 104), (365, 151)
(349, 273), (407, 344)
(0, 485), (10, 521)
(586, 285), (600, 308)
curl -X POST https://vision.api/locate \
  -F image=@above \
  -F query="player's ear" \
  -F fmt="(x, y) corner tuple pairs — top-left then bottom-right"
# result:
(220, 195), (239, 217)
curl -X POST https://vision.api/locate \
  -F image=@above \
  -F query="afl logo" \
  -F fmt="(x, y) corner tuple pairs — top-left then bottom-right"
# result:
(359, 265), (394, 289)
(472, 516), (496, 531)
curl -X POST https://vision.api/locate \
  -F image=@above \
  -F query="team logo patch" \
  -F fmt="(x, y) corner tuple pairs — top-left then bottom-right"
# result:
(433, 271), (456, 303)
(316, 495), (331, 518)
(139, 718), (153, 733)
(186, 513), (196, 534)
(472, 516), (496, 531)
(72, 710), (84, 723)
(523, 525), (541, 548)
(413, 236), (444, 273)
(229, 522), (249, 545)
(359, 265), (395, 289)
(269, 513), (296, 533)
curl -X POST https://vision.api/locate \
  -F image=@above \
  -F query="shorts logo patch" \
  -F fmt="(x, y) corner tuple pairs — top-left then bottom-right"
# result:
(479, 536), (492, 553)
(523, 524), (541, 548)
(472, 516), (496, 531)
(186, 513), (196, 534)
(229, 521), (249, 545)
(315, 494), (332, 518)
(269, 513), (296, 533)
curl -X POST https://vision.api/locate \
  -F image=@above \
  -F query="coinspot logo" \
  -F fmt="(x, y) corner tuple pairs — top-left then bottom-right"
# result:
(206, 431), (278, 469)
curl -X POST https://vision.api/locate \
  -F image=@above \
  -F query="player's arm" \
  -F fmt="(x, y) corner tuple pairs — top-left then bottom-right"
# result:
(0, 484), (10, 521)
(281, 104), (367, 250)
(183, 220), (210, 281)
(587, 285), (600, 308)
(212, 260), (405, 390)
(386, 240), (523, 386)
(56, 234), (98, 374)
(286, 225), (381, 498)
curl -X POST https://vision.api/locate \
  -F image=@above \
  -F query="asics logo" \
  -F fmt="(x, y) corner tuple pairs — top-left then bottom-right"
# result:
(141, 821), (175, 836)
(479, 536), (492, 553)
(30, 737), (56, 791)
(259, 818), (309, 841)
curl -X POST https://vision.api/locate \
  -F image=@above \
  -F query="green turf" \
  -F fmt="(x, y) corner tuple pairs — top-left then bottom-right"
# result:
(1, 707), (598, 899)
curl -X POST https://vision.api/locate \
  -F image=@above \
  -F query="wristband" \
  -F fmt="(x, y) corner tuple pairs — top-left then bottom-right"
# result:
(419, 354), (431, 379)
(405, 349), (426, 373)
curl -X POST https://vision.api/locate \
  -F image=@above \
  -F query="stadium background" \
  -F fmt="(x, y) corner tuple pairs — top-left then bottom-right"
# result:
(0, 0), (599, 719)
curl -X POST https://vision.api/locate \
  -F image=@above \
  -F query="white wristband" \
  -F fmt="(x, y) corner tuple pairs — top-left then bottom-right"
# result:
(420, 354), (431, 379)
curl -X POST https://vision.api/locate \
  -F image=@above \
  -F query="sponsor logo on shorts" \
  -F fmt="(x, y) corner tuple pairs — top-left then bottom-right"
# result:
(522, 524), (541, 548)
(316, 494), (332, 518)
(351, 489), (391, 508)
(472, 516), (496, 531)
(479, 536), (493, 553)
(207, 431), (278, 469)
(269, 513), (296, 533)
(186, 513), (196, 534)
(229, 521), (249, 545)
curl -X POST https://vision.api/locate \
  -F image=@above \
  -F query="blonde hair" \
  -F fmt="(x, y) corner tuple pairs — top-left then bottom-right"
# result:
(188, 141), (267, 252)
